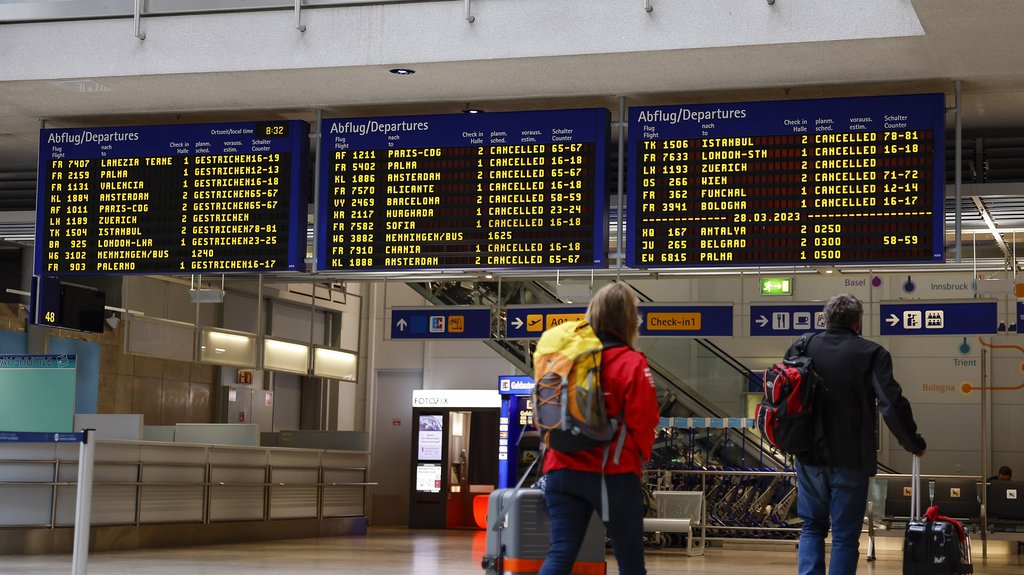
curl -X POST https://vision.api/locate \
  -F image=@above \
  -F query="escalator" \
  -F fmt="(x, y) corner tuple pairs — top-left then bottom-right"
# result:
(406, 279), (788, 471)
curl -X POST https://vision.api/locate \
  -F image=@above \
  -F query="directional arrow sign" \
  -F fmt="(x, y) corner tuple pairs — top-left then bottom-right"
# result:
(879, 301), (997, 336)
(505, 305), (587, 339)
(750, 304), (827, 337)
(390, 307), (491, 340)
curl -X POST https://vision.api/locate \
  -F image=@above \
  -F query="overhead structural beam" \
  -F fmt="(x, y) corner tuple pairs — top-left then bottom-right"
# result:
(972, 196), (1011, 264)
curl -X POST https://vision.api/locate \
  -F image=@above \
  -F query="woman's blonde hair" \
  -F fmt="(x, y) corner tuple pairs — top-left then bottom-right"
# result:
(585, 281), (639, 348)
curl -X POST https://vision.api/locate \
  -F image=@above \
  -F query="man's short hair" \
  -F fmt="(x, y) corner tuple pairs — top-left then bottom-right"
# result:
(824, 293), (863, 330)
(998, 465), (1013, 478)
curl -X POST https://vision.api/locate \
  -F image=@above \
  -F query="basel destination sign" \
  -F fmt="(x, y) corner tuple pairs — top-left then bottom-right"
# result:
(316, 108), (609, 271)
(35, 121), (309, 275)
(626, 93), (946, 268)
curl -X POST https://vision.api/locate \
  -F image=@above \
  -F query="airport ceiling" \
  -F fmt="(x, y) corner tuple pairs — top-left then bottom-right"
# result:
(2, 1), (1024, 264)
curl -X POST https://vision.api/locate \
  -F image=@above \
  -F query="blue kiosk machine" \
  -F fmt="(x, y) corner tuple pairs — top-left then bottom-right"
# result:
(497, 375), (541, 488)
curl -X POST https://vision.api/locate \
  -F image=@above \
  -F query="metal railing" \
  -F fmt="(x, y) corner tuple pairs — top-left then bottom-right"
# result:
(0, 0), (452, 25)
(643, 467), (998, 552)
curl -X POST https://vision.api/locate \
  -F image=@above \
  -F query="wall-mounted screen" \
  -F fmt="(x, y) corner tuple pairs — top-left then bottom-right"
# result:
(316, 108), (609, 271)
(59, 284), (105, 333)
(417, 414), (444, 461)
(415, 463), (442, 493)
(626, 93), (945, 267)
(35, 120), (310, 275)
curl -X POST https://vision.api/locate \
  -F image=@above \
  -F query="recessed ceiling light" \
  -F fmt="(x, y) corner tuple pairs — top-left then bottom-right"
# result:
(389, 68), (415, 75)
(463, 108), (483, 114)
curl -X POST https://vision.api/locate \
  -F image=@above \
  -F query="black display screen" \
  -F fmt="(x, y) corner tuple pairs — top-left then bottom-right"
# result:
(626, 94), (946, 267)
(35, 120), (310, 275)
(316, 109), (609, 271)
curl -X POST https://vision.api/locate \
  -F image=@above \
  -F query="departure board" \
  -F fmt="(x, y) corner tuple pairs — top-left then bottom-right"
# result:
(626, 93), (945, 268)
(316, 108), (608, 271)
(35, 120), (310, 275)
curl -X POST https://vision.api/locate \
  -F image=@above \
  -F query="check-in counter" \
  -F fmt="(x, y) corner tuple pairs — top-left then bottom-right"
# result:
(0, 439), (369, 554)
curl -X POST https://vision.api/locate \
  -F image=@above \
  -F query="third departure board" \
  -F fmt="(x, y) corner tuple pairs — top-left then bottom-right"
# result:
(627, 93), (945, 267)
(316, 108), (609, 271)
(35, 120), (309, 275)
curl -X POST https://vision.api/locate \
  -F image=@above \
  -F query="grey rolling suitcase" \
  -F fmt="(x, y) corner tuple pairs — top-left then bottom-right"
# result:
(481, 488), (605, 575)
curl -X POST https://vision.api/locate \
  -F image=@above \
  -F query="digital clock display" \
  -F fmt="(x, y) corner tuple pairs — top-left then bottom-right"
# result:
(34, 120), (310, 275)
(626, 93), (946, 267)
(316, 108), (609, 271)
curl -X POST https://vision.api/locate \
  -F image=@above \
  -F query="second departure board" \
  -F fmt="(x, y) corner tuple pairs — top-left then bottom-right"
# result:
(35, 120), (309, 275)
(316, 108), (609, 271)
(627, 93), (945, 268)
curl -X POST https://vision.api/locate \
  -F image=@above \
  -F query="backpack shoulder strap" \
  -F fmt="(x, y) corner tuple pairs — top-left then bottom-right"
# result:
(792, 331), (819, 357)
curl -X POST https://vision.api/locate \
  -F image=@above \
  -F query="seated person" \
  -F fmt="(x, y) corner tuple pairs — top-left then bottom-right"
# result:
(988, 465), (1013, 482)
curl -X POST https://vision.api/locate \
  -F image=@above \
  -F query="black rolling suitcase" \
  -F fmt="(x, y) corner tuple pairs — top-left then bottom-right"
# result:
(902, 455), (973, 575)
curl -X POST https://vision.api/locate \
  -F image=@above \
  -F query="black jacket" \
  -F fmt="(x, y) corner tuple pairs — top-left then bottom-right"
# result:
(787, 327), (926, 476)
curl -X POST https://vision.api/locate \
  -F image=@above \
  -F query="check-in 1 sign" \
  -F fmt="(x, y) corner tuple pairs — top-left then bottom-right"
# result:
(638, 304), (733, 337)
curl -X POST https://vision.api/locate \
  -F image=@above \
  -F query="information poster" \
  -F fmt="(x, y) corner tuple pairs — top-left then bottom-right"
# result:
(417, 414), (444, 461)
(316, 108), (609, 271)
(627, 93), (945, 267)
(35, 120), (310, 275)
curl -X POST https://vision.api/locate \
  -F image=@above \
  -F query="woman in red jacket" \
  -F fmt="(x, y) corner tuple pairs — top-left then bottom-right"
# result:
(539, 281), (660, 575)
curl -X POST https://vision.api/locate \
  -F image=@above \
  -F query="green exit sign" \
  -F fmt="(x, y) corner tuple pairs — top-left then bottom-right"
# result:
(760, 277), (793, 296)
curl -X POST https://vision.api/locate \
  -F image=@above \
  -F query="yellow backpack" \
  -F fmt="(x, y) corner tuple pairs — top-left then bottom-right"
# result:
(531, 319), (621, 453)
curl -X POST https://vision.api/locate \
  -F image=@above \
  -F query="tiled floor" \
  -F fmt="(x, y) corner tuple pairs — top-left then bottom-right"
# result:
(2, 528), (1022, 574)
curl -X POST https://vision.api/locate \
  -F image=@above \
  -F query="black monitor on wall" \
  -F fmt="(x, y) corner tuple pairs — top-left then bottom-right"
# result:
(59, 284), (105, 333)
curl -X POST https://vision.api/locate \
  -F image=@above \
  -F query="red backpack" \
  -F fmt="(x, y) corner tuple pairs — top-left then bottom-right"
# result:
(755, 333), (825, 458)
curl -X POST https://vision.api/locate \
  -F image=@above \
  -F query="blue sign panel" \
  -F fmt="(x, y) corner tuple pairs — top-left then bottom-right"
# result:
(390, 307), (491, 340)
(0, 432), (84, 443)
(36, 120), (310, 275)
(750, 304), (827, 336)
(505, 305), (587, 339)
(317, 108), (609, 272)
(638, 304), (734, 337)
(879, 301), (997, 336)
(627, 93), (946, 268)
(1017, 302), (1024, 334)
(498, 375), (535, 396)
(30, 276), (61, 328)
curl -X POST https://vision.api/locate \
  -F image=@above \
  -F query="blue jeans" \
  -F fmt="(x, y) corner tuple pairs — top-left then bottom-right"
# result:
(539, 468), (646, 575)
(796, 461), (870, 575)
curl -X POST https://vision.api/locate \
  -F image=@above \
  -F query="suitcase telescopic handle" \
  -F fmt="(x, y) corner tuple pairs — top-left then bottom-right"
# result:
(910, 454), (921, 521)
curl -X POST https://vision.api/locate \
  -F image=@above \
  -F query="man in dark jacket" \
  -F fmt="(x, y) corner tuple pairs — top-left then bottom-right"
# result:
(790, 293), (926, 575)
